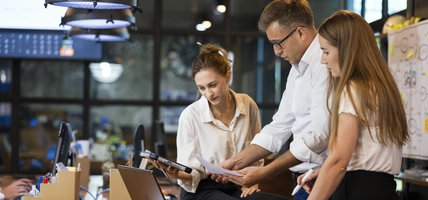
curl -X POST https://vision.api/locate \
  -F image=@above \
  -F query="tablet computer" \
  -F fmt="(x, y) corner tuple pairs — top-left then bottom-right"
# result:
(140, 151), (193, 174)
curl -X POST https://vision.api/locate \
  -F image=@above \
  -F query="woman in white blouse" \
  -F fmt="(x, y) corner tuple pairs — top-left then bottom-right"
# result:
(298, 10), (409, 200)
(152, 43), (288, 200)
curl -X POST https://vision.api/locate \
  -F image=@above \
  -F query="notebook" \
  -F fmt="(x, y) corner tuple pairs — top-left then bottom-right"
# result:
(117, 165), (166, 200)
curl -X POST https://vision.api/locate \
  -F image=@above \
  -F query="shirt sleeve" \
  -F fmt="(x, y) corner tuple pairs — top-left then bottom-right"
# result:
(247, 96), (264, 167)
(0, 190), (4, 200)
(289, 64), (330, 164)
(176, 109), (206, 193)
(251, 89), (295, 154)
(338, 86), (358, 116)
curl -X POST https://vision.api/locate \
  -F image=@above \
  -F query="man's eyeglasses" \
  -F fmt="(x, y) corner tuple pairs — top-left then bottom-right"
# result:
(270, 27), (300, 49)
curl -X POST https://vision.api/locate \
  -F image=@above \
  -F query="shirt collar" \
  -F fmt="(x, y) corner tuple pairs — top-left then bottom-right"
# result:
(199, 89), (246, 123)
(292, 34), (321, 74)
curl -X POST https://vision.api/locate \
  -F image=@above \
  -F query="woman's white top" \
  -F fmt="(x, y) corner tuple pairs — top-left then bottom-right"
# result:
(339, 86), (402, 175)
(176, 89), (262, 192)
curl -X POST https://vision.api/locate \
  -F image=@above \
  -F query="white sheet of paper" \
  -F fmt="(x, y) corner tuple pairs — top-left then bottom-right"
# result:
(194, 154), (244, 177)
(288, 162), (319, 173)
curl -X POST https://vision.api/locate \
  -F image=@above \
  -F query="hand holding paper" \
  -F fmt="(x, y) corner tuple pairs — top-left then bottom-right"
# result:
(193, 154), (243, 177)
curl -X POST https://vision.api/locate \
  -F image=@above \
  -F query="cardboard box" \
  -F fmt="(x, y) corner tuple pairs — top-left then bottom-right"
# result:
(76, 156), (90, 190)
(23, 167), (81, 200)
(109, 168), (131, 200)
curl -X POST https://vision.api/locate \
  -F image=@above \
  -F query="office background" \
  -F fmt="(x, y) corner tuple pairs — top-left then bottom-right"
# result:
(0, 0), (427, 182)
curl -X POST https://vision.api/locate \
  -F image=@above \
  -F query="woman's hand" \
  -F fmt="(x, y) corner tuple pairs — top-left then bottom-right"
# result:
(240, 184), (261, 198)
(297, 168), (320, 194)
(153, 160), (180, 179)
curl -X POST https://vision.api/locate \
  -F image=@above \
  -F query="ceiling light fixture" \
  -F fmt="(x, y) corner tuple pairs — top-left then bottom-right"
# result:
(90, 62), (124, 83)
(196, 24), (206, 31)
(61, 8), (136, 29)
(69, 27), (130, 42)
(216, 0), (226, 13)
(44, 0), (142, 13)
(202, 20), (212, 29)
(216, 5), (226, 13)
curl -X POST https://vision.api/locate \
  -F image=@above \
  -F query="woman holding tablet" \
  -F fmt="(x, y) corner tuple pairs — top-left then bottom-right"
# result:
(151, 43), (287, 200)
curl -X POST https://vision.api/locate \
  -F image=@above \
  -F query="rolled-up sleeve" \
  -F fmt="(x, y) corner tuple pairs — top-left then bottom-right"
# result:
(176, 111), (206, 193)
(251, 90), (295, 154)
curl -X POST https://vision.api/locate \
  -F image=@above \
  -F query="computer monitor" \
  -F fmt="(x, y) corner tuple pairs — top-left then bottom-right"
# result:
(132, 124), (146, 168)
(152, 120), (168, 158)
(50, 122), (76, 176)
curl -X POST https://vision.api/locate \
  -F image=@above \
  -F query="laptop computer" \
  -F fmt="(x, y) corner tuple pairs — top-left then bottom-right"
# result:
(117, 165), (166, 200)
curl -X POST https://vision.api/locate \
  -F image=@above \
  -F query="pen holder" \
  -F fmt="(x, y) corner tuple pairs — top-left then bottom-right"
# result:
(23, 167), (81, 200)
(76, 156), (90, 191)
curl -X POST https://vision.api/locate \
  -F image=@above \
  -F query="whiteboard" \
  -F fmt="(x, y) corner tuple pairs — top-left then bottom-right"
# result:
(388, 19), (428, 160)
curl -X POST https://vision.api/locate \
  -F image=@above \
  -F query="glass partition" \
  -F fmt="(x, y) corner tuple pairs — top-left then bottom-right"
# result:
(0, 60), (12, 98)
(91, 35), (154, 100)
(160, 35), (223, 101)
(21, 60), (84, 99)
(18, 103), (82, 172)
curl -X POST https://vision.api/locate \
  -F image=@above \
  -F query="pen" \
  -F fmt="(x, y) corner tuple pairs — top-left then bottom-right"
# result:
(292, 168), (314, 196)
(160, 168), (169, 178)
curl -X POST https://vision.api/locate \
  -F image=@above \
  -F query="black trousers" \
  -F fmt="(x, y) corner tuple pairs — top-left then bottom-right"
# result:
(330, 170), (401, 200)
(180, 178), (289, 200)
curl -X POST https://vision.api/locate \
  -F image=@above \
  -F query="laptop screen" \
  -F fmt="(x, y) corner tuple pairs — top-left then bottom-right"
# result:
(117, 165), (166, 200)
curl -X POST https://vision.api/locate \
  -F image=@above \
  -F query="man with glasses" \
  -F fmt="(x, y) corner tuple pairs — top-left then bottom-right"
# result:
(212, 0), (330, 199)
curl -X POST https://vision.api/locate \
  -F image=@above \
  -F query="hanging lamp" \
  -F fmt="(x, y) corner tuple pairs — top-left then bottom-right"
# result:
(61, 8), (136, 29)
(44, 0), (142, 13)
(69, 27), (130, 42)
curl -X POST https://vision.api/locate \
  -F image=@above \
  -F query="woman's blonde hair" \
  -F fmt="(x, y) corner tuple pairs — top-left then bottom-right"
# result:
(318, 10), (409, 149)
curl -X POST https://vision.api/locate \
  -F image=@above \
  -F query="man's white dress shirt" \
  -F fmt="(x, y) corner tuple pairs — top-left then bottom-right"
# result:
(251, 35), (331, 165)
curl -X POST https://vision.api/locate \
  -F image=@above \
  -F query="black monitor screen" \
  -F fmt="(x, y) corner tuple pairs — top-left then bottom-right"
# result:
(133, 124), (146, 168)
(51, 122), (75, 175)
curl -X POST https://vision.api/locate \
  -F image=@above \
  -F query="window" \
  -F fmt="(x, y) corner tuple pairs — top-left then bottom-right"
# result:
(364, 0), (383, 23)
(21, 60), (84, 99)
(388, 0), (407, 15)
(160, 35), (223, 101)
(0, 60), (12, 98)
(91, 35), (154, 100)
(346, 0), (362, 14)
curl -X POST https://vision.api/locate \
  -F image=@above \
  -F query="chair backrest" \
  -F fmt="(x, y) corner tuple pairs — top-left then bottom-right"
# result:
(152, 120), (168, 158)
(0, 134), (11, 169)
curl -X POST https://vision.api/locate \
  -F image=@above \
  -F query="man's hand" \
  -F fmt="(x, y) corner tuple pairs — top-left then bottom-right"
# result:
(210, 158), (238, 184)
(297, 168), (320, 194)
(223, 166), (267, 188)
(2, 179), (32, 200)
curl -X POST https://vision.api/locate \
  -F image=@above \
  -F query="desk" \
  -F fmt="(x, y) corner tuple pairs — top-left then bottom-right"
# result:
(395, 172), (428, 187)
(395, 172), (428, 199)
